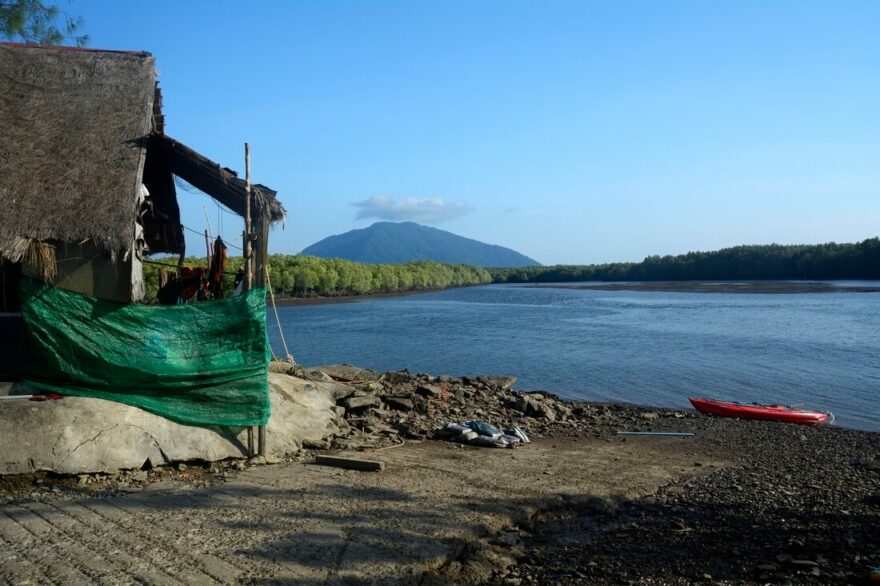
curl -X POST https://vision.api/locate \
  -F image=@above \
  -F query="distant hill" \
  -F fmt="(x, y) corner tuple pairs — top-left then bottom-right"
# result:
(301, 222), (540, 267)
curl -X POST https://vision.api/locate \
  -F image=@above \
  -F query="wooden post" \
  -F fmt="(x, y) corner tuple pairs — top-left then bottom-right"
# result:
(177, 224), (186, 305)
(177, 224), (186, 271)
(258, 425), (267, 457)
(242, 143), (266, 457)
(254, 214), (270, 451)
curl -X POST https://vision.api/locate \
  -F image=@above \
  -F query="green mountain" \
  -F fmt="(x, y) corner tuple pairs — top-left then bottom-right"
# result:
(301, 222), (540, 267)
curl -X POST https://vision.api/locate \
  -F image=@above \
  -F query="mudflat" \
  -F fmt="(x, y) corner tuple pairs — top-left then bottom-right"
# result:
(528, 281), (880, 294)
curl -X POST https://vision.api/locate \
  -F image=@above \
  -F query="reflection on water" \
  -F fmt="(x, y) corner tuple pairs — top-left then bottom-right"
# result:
(270, 284), (880, 431)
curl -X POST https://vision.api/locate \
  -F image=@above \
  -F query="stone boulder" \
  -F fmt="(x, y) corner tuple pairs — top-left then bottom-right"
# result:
(267, 374), (343, 456)
(342, 393), (380, 411)
(379, 370), (416, 385)
(313, 364), (379, 382)
(477, 376), (517, 391)
(384, 397), (415, 411)
(0, 372), (341, 475)
(511, 393), (557, 421)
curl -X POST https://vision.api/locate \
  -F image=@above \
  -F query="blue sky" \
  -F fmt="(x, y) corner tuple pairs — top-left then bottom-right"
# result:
(73, 0), (879, 264)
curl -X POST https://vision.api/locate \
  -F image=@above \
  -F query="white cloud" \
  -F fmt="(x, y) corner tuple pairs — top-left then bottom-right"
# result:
(352, 195), (472, 223)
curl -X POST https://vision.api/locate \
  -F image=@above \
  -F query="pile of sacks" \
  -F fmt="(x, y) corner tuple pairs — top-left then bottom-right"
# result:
(434, 420), (531, 448)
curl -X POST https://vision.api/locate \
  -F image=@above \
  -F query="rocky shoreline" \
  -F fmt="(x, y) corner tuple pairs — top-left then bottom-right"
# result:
(3, 363), (879, 584)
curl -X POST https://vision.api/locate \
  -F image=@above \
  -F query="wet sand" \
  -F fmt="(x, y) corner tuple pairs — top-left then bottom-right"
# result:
(273, 281), (880, 306)
(272, 287), (445, 306)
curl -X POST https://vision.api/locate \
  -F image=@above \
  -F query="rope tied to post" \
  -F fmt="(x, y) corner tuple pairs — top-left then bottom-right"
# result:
(264, 263), (295, 364)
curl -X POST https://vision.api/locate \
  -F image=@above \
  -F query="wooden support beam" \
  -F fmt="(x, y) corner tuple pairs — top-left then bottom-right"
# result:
(314, 455), (385, 472)
(156, 134), (282, 222)
(616, 431), (695, 437)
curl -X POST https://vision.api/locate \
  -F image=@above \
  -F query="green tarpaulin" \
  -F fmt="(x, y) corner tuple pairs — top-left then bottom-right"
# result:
(19, 279), (270, 427)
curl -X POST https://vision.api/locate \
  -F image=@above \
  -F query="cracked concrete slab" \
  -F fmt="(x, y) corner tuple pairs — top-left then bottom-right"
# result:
(0, 373), (343, 474)
(0, 438), (720, 585)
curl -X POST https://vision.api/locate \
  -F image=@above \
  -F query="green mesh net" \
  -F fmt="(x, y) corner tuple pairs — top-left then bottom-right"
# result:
(19, 279), (270, 427)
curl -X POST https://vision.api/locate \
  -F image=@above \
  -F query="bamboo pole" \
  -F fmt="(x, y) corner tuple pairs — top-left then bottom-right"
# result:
(202, 205), (214, 240)
(244, 143), (252, 292)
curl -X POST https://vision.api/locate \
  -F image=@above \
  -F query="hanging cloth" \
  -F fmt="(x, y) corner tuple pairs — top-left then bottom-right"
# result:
(208, 236), (228, 299)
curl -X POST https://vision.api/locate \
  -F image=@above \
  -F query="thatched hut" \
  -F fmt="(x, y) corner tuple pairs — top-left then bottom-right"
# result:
(0, 44), (284, 433)
(0, 42), (284, 306)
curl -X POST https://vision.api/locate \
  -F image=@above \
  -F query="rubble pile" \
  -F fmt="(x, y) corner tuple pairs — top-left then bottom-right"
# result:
(275, 362), (695, 451)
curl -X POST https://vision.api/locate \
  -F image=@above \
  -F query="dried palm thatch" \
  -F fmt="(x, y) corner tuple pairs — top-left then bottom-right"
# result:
(1, 237), (57, 282)
(0, 44), (155, 263)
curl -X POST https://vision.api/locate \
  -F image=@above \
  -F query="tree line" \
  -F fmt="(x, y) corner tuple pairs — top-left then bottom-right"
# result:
(144, 238), (879, 301)
(143, 255), (492, 301)
(490, 238), (880, 283)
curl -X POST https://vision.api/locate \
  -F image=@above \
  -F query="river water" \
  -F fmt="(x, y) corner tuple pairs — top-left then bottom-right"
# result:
(269, 283), (880, 431)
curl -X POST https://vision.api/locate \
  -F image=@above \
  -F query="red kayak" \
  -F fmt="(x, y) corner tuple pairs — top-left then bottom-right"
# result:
(689, 397), (832, 425)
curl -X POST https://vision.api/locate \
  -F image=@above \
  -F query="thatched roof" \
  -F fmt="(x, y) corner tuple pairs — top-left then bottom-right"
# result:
(0, 43), (156, 258)
(0, 43), (284, 261)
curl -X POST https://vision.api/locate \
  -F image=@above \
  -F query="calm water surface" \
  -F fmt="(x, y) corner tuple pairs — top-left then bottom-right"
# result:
(269, 284), (880, 431)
